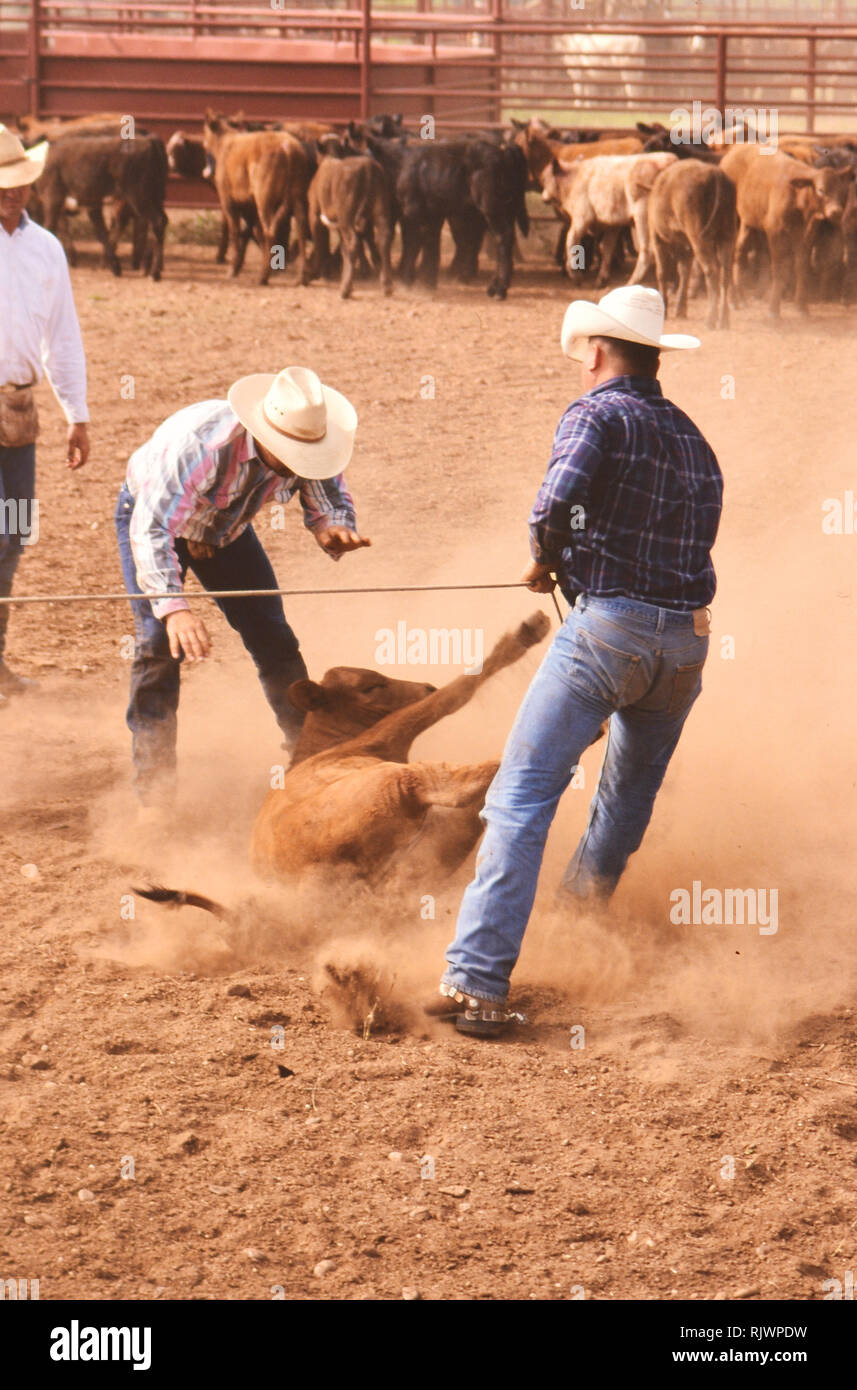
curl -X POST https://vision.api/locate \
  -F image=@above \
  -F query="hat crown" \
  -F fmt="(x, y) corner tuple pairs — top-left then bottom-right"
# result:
(595, 286), (665, 339)
(0, 124), (27, 168)
(263, 366), (327, 442)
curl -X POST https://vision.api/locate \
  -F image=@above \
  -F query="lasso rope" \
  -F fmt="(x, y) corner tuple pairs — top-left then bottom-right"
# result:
(0, 580), (565, 622)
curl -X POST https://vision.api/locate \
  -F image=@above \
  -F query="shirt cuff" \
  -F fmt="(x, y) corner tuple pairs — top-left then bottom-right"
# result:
(306, 509), (355, 534)
(150, 595), (190, 621)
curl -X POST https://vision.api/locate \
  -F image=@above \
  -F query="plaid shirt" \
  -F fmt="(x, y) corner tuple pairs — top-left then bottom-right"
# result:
(529, 376), (722, 611)
(125, 399), (356, 620)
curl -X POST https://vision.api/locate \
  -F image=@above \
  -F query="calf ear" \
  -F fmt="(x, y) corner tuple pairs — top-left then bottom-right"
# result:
(287, 679), (328, 712)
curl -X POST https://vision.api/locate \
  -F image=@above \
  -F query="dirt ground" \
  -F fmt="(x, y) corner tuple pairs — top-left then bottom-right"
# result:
(2, 228), (857, 1303)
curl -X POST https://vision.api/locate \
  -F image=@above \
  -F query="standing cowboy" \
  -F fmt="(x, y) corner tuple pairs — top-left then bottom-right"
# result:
(115, 365), (370, 810)
(0, 125), (90, 705)
(428, 287), (724, 1038)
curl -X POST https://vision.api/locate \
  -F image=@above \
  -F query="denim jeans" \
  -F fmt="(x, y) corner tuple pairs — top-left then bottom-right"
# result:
(443, 594), (709, 1002)
(115, 485), (308, 800)
(0, 443), (36, 660)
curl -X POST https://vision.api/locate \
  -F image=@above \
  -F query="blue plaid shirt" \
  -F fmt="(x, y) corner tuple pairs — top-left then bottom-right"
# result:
(529, 376), (723, 611)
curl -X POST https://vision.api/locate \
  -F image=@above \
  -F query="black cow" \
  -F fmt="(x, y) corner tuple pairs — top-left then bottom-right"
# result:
(637, 120), (719, 163)
(395, 138), (530, 298)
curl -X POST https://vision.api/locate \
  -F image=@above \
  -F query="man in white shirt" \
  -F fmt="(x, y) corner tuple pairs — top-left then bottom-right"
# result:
(0, 125), (90, 704)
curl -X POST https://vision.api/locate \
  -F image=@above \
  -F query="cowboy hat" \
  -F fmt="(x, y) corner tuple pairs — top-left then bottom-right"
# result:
(561, 286), (700, 361)
(0, 125), (48, 190)
(228, 366), (357, 480)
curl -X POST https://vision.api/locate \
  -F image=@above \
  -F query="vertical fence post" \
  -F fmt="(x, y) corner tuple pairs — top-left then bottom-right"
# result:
(361, 0), (372, 120)
(715, 30), (727, 116)
(27, 0), (41, 117)
(491, 0), (503, 127)
(806, 31), (816, 133)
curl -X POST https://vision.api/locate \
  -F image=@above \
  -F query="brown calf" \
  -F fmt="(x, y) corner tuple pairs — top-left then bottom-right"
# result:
(721, 144), (851, 315)
(304, 154), (394, 298)
(202, 111), (310, 285)
(648, 159), (737, 329)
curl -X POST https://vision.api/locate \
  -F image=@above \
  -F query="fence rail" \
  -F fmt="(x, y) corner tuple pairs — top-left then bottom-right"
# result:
(3, 2), (857, 134)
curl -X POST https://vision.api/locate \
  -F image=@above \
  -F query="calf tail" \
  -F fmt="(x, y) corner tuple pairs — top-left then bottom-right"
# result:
(133, 883), (234, 924)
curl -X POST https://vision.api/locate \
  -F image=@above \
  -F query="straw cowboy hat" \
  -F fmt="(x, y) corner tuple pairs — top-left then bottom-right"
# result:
(0, 124), (48, 190)
(561, 286), (700, 361)
(228, 366), (357, 480)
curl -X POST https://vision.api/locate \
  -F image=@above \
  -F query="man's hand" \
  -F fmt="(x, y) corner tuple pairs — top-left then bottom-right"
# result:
(66, 422), (89, 470)
(165, 610), (211, 662)
(314, 526), (372, 559)
(521, 558), (557, 594)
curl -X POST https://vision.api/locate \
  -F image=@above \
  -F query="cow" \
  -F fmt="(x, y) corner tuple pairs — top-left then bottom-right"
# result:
(303, 154), (394, 297)
(202, 111), (310, 285)
(394, 138), (529, 298)
(134, 612), (556, 915)
(35, 133), (168, 279)
(540, 151), (677, 286)
(636, 120), (719, 163)
(720, 144), (852, 316)
(166, 130), (244, 266)
(648, 159), (737, 329)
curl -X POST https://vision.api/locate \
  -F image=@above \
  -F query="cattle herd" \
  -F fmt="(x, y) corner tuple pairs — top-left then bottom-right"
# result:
(11, 107), (857, 320)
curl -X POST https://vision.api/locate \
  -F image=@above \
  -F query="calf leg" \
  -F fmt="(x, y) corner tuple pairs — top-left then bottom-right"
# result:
(356, 611), (551, 764)
(403, 761), (499, 812)
(339, 227), (358, 299)
(486, 221), (514, 299)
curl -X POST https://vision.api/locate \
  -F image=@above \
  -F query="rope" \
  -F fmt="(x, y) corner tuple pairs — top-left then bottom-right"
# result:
(0, 580), (567, 607)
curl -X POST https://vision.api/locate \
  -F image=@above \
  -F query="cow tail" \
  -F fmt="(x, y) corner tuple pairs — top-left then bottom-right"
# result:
(700, 173), (725, 240)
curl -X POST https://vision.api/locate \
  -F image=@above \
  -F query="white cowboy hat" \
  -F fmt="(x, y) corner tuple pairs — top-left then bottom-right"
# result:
(0, 125), (48, 190)
(228, 366), (357, 480)
(561, 286), (700, 361)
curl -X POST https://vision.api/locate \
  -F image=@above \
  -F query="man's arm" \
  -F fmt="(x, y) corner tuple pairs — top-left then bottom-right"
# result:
(528, 403), (607, 566)
(41, 245), (90, 468)
(299, 473), (371, 558)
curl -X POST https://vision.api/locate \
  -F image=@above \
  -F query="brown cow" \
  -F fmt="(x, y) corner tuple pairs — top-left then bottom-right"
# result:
(304, 154), (394, 298)
(134, 612), (556, 918)
(202, 111), (310, 285)
(648, 159), (737, 329)
(720, 144), (852, 315)
(540, 151), (677, 285)
(512, 120), (644, 186)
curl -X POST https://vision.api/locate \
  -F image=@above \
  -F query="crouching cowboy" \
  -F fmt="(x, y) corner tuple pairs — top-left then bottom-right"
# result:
(115, 365), (369, 810)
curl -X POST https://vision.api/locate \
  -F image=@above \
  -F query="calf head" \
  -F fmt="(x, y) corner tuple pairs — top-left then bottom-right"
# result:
(166, 131), (207, 179)
(287, 666), (437, 762)
(812, 164), (854, 223)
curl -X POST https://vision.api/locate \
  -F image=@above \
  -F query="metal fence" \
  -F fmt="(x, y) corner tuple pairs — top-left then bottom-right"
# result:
(3, 1), (857, 134)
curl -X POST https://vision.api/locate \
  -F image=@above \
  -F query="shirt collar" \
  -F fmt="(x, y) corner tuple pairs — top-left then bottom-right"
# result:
(0, 209), (30, 239)
(583, 375), (664, 401)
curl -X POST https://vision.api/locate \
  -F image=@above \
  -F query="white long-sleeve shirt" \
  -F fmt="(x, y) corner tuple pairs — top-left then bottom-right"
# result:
(0, 210), (88, 424)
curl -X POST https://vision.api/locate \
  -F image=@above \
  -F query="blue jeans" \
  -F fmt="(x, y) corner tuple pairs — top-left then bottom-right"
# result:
(115, 485), (308, 799)
(443, 594), (709, 1002)
(0, 443), (36, 661)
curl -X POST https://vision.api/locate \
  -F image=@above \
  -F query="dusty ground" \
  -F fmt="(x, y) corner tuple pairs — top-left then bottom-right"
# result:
(2, 228), (856, 1303)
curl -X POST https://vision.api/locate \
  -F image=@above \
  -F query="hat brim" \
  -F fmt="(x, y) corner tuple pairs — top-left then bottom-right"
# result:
(561, 298), (700, 360)
(0, 141), (48, 190)
(227, 373), (357, 480)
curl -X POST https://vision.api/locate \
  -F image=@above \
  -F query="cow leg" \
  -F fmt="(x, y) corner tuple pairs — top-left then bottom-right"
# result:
(403, 761), (500, 813)
(398, 216), (422, 283)
(90, 200), (121, 276)
(303, 210), (326, 284)
(357, 611), (551, 764)
(593, 226), (622, 286)
(375, 215), (394, 296)
(673, 252), (693, 318)
(339, 227), (358, 299)
(765, 228), (791, 318)
(627, 202), (654, 284)
(291, 199), (309, 285)
(653, 236), (674, 312)
(226, 206), (248, 277)
(216, 215), (229, 264)
(486, 221), (514, 299)
(732, 219), (755, 306)
(148, 209), (167, 282)
(420, 219), (443, 288)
